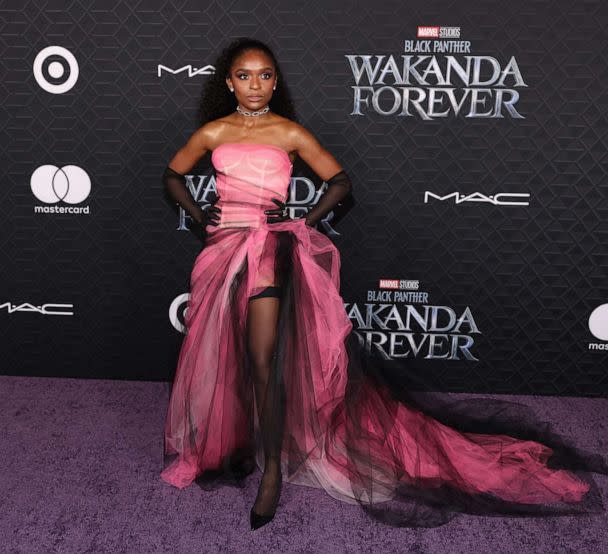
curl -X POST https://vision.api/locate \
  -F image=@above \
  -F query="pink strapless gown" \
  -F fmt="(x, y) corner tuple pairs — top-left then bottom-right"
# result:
(161, 142), (605, 526)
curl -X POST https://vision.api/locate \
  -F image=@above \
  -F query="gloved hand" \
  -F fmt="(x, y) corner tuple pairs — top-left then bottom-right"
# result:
(265, 169), (352, 226)
(264, 197), (293, 224)
(162, 166), (221, 228)
(202, 196), (221, 227)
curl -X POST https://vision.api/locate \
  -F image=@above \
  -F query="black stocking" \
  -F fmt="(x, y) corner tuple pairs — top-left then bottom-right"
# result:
(246, 288), (285, 516)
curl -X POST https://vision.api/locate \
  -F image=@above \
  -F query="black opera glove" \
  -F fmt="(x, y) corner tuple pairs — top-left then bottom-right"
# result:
(162, 166), (221, 228)
(303, 169), (352, 227)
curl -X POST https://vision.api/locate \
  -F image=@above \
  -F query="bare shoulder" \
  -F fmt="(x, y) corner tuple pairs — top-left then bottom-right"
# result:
(189, 120), (226, 150)
(285, 121), (343, 180)
(286, 121), (323, 152)
(168, 120), (230, 172)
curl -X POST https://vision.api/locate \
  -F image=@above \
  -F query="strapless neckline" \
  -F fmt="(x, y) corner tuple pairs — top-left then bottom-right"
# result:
(212, 142), (293, 166)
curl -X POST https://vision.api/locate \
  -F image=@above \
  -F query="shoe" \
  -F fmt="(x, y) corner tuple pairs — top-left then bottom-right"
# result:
(250, 507), (276, 530)
(249, 472), (282, 530)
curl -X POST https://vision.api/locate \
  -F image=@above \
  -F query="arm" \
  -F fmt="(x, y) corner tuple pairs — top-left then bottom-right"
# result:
(162, 126), (219, 227)
(291, 125), (353, 227)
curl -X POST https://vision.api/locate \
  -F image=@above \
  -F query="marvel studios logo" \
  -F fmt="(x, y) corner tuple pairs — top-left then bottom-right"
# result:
(379, 279), (420, 290)
(416, 26), (461, 39)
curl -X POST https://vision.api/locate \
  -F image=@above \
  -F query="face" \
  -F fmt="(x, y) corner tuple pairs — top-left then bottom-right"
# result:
(226, 49), (277, 111)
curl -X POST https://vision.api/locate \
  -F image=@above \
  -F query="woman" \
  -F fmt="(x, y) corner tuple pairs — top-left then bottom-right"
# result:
(161, 38), (606, 530)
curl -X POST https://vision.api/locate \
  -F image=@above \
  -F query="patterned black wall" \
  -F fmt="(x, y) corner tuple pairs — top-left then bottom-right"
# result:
(1, 0), (607, 396)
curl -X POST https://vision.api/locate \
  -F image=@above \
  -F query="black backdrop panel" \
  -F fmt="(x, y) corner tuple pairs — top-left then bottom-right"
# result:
(1, 1), (607, 396)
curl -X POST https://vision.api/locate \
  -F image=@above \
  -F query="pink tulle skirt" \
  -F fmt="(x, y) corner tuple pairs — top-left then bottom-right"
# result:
(161, 219), (606, 527)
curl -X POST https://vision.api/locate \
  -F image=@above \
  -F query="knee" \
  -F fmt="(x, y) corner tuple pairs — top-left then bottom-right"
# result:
(249, 354), (274, 382)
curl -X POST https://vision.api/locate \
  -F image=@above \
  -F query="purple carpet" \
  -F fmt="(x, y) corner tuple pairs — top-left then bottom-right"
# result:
(1, 375), (606, 553)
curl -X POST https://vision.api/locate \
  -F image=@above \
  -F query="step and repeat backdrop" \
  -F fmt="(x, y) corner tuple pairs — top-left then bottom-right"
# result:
(1, 1), (607, 396)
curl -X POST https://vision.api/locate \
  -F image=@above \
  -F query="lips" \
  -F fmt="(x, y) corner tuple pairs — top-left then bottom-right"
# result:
(248, 96), (263, 101)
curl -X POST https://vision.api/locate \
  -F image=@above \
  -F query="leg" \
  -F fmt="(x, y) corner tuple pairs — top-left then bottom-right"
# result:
(247, 289), (285, 523)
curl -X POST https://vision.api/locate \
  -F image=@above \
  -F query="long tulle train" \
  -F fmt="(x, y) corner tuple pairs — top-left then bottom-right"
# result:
(161, 218), (607, 527)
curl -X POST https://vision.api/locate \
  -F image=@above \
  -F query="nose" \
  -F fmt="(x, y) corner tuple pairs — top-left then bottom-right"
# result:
(250, 76), (261, 89)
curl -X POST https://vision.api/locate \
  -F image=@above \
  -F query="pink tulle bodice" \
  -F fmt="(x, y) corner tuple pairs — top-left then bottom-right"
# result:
(210, 142), (294, 229)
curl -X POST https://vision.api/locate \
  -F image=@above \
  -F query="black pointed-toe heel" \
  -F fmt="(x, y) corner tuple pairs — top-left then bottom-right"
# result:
(250, 468), (282, 530)
(250, 507), (275, 530)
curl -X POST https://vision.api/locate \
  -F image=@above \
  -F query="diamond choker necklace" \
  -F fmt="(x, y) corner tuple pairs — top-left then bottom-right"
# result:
(236, 104), (270, 117)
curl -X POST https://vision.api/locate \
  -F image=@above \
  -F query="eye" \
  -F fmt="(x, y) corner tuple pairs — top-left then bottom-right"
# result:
(261, 72), (273, 79)
(238, 74), (248, 80)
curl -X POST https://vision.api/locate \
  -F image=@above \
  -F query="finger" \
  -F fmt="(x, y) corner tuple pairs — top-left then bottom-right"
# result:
(271, 198), (285, 208)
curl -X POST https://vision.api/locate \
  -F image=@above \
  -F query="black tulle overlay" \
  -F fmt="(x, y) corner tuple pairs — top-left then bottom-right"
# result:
(161, 143), (607, 527)
(162, 222), (607, 528)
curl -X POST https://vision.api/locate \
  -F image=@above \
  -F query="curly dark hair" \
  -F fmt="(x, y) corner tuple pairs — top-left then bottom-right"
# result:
(196, 37), (298, 126)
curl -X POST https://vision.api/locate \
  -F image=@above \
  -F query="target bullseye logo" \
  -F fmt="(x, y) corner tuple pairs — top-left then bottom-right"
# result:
(33, 46), (79, 94)
(169, 294), (191, 334)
